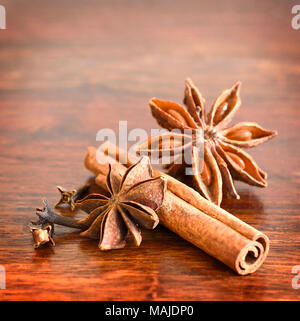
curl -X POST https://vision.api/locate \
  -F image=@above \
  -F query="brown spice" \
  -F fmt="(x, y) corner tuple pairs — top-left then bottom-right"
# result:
(33, 158), (166, 251)
(136, 79), (277, 205)
(55, 185), (90, 211)
(76, 157), (166, 250)
(87, 142), (270, 275)
(30, 223), (55, 249)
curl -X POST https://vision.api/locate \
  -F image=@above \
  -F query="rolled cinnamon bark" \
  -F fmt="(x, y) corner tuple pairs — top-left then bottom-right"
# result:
(85, 142), (269, 275)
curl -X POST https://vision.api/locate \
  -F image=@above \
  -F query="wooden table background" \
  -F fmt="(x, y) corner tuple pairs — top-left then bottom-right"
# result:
(0, 0), (299, 301)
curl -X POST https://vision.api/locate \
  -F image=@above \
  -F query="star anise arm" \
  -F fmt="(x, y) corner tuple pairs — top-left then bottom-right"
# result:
(210, 144), (240, 200)
(183, 78), (206, 126)
(77, 204), (109, 227)
(220, 122), (277, 148)
(207, 82), (241, 130)
(122, 176), (166, 211)
(216, 141), (267, 187)
(191, 145), (223, 205)
(118, 205), (142, 246)
(135, 132), (193, 178)
(98, 206), (128, 251)
(106, 163), (122, 195)
(75, 193), (109, 213)
(136, 132), (192, 160)
(120, 201), (159, 229)
(80, 206), (110, 240)
(150, 98), (197, 130)
(120, 156), (153, 192)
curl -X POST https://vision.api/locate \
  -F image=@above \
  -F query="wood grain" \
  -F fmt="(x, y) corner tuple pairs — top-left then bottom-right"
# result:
(0, 0), (299, 300)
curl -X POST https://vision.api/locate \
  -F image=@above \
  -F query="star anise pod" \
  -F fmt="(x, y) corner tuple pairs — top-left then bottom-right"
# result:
(33, 157), (166, 250)
(136, 78), (277, 205)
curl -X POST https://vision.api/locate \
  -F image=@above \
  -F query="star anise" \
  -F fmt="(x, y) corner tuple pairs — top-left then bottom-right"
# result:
(33, 157), (166, 250)
(136, 78), (277, 205)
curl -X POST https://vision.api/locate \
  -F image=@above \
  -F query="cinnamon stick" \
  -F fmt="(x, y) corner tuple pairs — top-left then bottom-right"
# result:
(85, 142), (269, 275)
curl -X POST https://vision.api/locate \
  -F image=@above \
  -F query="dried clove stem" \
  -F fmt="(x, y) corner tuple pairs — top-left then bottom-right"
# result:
(34, 199), (89, 230)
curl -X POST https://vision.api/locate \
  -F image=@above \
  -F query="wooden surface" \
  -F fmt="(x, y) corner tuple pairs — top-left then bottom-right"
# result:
(0, 0), (299, 301)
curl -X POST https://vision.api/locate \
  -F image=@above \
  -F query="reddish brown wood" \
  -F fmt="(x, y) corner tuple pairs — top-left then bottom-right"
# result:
(0, 0), (299, 300)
